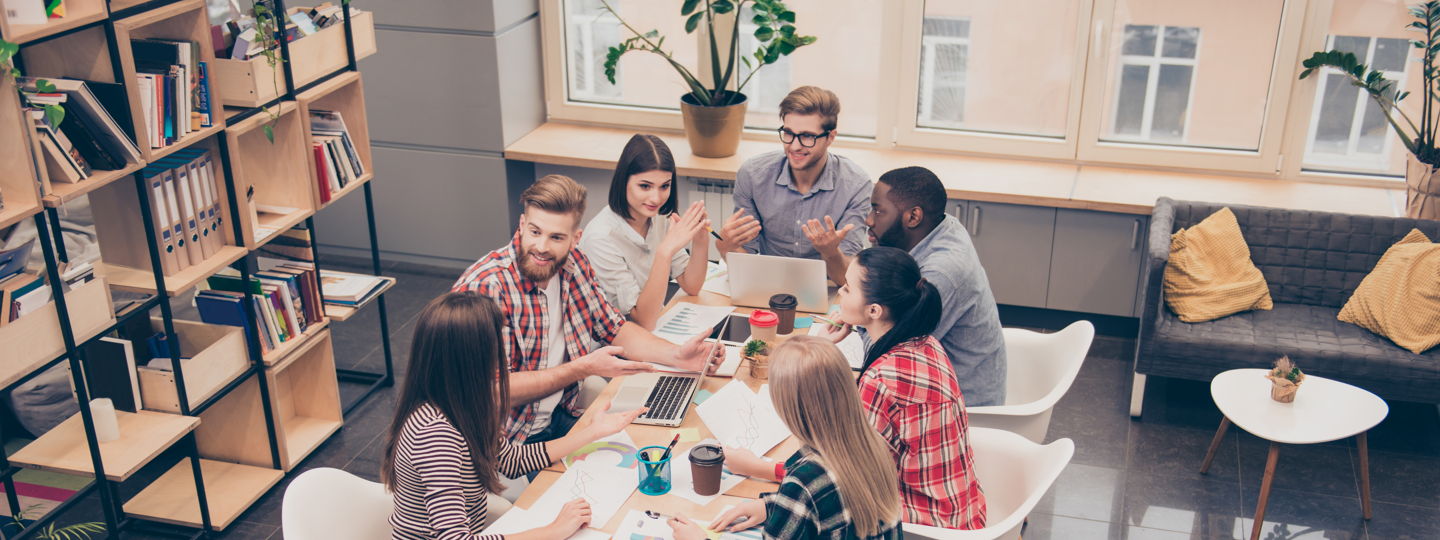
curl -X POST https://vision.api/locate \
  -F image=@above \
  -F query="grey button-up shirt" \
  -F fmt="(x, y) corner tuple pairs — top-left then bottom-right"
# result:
(911, 214), (1007, 407)
(732, 150), (872, 259)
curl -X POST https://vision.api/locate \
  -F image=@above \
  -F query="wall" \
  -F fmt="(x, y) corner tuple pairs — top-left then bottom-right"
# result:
(314, 0), (545, 267)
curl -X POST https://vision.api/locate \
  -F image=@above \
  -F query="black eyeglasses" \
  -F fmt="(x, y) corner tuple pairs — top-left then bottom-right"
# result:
(777, 127), (831, 148)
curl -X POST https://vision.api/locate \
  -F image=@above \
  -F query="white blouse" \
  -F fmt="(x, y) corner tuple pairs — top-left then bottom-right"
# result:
(578, 206), (690, 315)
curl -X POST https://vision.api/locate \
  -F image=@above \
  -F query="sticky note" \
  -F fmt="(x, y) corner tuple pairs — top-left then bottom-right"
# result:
(672, 428), (701, 442)
(793, 316), (813, 329)
(705, 529), (723, 540)
(693, 389), (714, 405)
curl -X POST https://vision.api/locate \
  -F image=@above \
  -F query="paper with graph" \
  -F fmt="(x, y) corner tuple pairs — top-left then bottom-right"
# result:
(809, 322), (866, 369)
(526, 460), (638, 530)
(694, 380), (791, 455)
(653, 303), (735, 345)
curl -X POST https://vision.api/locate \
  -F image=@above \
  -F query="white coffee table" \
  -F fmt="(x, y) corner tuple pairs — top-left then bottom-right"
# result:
(1200, 369), (1388, 540)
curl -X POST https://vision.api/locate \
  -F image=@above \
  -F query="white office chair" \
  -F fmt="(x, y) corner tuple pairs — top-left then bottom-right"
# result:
(283, 468), (395, 540)
(967, 322), (1094, 444)
(904, 429), (1075, 540)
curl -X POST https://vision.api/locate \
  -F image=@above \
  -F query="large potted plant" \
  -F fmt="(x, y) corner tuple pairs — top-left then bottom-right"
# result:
(599, 0), (815, 158)
(1299, 1), (1440, 219)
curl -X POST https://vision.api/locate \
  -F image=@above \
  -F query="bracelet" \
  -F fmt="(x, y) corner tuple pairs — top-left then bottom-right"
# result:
(774, 462), (785, 481)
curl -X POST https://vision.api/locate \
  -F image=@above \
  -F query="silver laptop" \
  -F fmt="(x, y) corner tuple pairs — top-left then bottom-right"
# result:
(609, 318), (729, 427)
(727, 253), (829, 313)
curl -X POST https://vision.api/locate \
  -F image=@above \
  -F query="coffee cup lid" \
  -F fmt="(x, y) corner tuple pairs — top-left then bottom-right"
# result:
(768, 294), (797, 310)
(689, 444), (724, 464)
(750, 310), (778, 327)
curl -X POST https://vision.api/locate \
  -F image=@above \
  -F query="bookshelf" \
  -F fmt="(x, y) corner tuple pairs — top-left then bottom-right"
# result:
(0, 0), (388, 534)
(210, 6), (375, 108)
(323, 274), (394, 321)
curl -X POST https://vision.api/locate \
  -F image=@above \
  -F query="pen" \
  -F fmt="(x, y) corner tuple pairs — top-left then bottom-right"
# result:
(660, 433), (680, 460)
(812, 315), (844, 328)
(708, 227), (723, 241)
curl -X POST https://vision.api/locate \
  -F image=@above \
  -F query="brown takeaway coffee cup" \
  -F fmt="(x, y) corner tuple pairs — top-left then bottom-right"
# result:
(689, 444), (725, 496)
(768, 294), (798, 335)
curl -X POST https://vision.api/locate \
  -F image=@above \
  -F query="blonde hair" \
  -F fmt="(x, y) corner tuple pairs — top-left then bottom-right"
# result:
(778, 86), (841, 132)
(521, 174), (588, 228)
(769, 337), (899, 537)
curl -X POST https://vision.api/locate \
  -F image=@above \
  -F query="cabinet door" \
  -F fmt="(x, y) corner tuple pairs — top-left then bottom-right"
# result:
(965, 201), (1056, 309)
(1047, 209), (1147, 317)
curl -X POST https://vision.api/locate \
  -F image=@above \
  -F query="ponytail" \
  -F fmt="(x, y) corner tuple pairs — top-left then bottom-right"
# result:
(854, 247), (942, 374)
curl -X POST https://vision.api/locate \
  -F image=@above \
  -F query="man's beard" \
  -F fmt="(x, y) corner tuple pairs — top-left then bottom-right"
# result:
(873, 223), (907, 249)
(518, 248), (568, 283)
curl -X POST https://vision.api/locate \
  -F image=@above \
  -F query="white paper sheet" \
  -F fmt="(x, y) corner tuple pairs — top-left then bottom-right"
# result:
(611, 505), (736, 540)
(669, 444), (749, 506)
(527, 461), (639, 530)
(694, 380), (791, 455)
(808, 324), (866, 369)
(484, 508), (618, 540)
(702, 260), (731, 297)
(654, 303), (736, 345)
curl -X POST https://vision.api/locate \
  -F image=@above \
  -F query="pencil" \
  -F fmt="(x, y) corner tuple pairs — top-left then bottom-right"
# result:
(708, 227), (723, 241)
(812, 315), (844, 328)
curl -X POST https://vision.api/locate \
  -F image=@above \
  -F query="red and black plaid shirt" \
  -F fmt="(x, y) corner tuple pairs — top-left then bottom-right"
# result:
(453, 231), (626, 444)
(858, 336), (987, 530)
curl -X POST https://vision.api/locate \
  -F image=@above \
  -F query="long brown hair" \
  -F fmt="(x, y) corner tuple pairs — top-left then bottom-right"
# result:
(608, 134), (678, 220)
(769, 337), (900, 536)
(380, 292), (511, 493)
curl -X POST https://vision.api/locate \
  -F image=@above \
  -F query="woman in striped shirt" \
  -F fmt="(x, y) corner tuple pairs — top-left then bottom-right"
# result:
(380, 292), (647, 540)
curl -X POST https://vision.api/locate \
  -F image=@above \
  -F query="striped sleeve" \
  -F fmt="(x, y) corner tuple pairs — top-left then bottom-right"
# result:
(496, 440), (551, 479)
(408, 419), (502, 540)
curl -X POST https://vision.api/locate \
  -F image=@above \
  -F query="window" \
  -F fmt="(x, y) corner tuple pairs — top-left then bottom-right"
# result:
(739, 5), (793, 122)
(565, 0), (623, 101)
(1304, 36), (1408, 172)
(1108, 25), (1200, 143)
(917, 17), (969, 129)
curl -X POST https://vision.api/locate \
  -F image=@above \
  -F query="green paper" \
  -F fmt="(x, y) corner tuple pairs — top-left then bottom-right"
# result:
(693, 389), (714, 405)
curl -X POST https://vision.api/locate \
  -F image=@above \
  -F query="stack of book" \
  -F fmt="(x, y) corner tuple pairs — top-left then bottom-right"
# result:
(19, 77), (142, 187)
(90, 149), (226, 277)
(318, 270), (388, 307)
(132, 38), (213, 148)
(0, 239), (47, 326)
(309, 109), (364, 203)
(197, 263), (324, 356)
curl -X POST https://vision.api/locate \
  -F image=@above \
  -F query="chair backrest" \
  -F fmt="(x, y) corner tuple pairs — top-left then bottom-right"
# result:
(283, 468), (395, 540)
(901, 429), (1074, 540)
(999, 321), (1093, 410)
(1166, 199), (1440, 308)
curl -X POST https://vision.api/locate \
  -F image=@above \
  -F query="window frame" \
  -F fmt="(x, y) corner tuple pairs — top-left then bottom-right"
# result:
(1105, 25), (1202, 144)
(564, 4), (624, 102)
(1300, 36), (1409, 173)
(916, 16), (971, 129)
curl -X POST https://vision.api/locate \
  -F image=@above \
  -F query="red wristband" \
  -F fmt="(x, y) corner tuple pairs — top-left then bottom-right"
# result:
(774, 462), (785, 481)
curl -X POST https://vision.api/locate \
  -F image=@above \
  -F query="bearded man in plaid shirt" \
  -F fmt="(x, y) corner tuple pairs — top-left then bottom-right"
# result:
(454, 174), (725, 444)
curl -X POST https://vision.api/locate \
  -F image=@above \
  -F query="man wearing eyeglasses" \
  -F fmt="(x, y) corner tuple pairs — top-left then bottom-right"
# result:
(716, 86), (872, 286)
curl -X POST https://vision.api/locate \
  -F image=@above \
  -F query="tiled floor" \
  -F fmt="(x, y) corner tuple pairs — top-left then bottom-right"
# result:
(51, 257), (1440, 539)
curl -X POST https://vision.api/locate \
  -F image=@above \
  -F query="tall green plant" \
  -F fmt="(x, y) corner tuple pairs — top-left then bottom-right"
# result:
(1298, 1), (1440, 165)
(599, 0), (816, 107)
(0, 39), (66, 127)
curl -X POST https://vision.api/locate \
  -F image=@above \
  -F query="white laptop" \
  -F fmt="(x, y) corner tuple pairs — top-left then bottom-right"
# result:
(609, 318), (730, 426)
(726, 253), (829, 313)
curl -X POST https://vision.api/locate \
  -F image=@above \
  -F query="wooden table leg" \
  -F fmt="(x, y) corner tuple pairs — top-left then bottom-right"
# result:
(1200, 416), (1232, 474)
(1358, 432), (1372, 520)
(1250, 441), (1280, 540)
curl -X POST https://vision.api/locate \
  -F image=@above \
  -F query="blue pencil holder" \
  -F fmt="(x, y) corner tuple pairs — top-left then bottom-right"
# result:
(637, 445), (672, 496)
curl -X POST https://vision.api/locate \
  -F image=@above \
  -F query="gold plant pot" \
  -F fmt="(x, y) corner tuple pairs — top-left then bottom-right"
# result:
(681, 93), (748, 159)
(1405, 155), (1440, 220)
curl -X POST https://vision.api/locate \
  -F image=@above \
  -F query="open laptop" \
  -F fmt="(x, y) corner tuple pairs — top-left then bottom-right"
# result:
(609, 318), (730, 426)
(727, 253), (829, 313)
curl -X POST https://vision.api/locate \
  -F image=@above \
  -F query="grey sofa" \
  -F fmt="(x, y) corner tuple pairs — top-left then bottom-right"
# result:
(1130, 198), (1440, 416)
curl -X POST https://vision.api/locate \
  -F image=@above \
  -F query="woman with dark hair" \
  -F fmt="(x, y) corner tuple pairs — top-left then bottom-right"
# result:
(578, 134), (711, 329)
(810, 246), (988, 529)
(382, 292), (646, 540)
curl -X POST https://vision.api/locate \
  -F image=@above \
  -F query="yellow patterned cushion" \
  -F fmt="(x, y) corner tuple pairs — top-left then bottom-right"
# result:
(1163, 207), (1273, 323)
(1338, 229), (1440, 354)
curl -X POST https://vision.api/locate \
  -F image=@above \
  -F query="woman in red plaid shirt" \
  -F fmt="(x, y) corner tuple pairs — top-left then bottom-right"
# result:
(815, 246), (987, 529)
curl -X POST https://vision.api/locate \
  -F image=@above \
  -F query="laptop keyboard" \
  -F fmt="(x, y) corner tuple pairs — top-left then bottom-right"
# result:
(640, 376), (695, 421)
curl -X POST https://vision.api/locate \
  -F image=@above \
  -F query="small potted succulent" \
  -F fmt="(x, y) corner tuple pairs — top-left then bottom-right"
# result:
(1264, 356), (1305, 403)
(742, 338), (771, 380)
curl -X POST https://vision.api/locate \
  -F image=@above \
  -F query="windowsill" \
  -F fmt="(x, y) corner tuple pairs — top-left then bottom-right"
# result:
(505, 122), (1404, 218)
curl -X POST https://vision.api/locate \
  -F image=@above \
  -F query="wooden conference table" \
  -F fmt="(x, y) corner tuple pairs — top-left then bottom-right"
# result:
(512, 290), (833, 533)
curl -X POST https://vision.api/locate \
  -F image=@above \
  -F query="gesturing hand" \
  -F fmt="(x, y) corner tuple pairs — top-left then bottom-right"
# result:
(717, 209), (761, 252)
(584, 401), (647, 439)
(575, 346), (656, 378)
(802, 216), (854, 256)
(661, 202), (710, 257)
(672, 331), (726, 374)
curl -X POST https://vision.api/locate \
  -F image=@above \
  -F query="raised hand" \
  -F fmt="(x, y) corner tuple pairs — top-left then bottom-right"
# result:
(584, 401), (647, 439)
(671, 331), (725, 373)
(802, 216), (854, 256)
(661, 202), (709, 256)
(717, 208), (761, 253)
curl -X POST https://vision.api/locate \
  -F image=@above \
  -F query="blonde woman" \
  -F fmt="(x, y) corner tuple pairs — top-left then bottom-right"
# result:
(668, 337), (902, 540)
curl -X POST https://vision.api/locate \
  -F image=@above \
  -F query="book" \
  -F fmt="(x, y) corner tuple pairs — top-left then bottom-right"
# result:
(288, 11), (319, 35)
(196, 62), (212, 128)
(312, 143), (331, 203)
(21, 77), (141, 163)
(12, 284), (52, 322)
(5, 0), (47, 25)
(58, 100), (122, 170)
(77, 337), (144, 413)
(319, 271), (386, 303)
(0, 239), (36, 279)
(36, 129), (85, 182)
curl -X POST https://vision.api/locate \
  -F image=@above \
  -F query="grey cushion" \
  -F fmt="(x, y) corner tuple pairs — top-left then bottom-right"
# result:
(1136, 198), (1440, 404)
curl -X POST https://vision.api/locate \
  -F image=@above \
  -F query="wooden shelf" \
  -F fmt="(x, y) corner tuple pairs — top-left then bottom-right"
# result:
(195, 372), (274, 469)
(42, 162), (146, 207)
(123, 458), (284, 531)
(210, 8), (376, 108)
(224, 101), (319, 251)
(505, 122), (1403, 218)
(100, 245), (249, 297)
(136, 318), (250, 414)
(0, 64), (44, 231)
(0, 277), (114, 389)
(113, 0), (227, 162)
(260, 317), (330, 367)
(296, 71), (374, 211)
(323, 275), (395, 322)
(10, 410), (199, 482)
(0, 0), (108, 45)
(266, 329), (341, 471)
